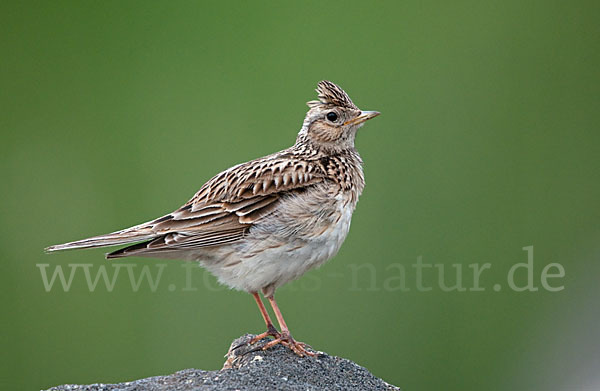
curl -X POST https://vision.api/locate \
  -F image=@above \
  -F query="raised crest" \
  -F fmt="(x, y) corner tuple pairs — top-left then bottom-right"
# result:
(307, 80), (358, 109)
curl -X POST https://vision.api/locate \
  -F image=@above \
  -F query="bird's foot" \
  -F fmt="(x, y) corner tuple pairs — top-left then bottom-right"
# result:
(229, 327), (281, 355)
(261, 331), (316, 357)
(249, 324), (281, 345)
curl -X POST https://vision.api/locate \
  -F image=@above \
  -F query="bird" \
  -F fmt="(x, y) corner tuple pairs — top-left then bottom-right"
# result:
(46, 80), (380, 356)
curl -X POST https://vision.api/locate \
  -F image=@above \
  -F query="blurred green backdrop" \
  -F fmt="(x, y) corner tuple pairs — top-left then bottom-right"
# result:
(2, 1), (599, 390)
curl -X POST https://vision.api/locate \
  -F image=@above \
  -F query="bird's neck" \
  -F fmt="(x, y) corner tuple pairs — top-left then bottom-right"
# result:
(293, 132), (357, 156)
(288, 138), (365, 203)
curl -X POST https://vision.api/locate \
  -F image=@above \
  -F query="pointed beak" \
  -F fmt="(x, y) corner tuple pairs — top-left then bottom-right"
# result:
(344, 110), (381, 126)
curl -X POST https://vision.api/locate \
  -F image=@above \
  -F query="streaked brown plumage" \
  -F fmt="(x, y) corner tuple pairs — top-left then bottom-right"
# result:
(46, 80), (379, 356)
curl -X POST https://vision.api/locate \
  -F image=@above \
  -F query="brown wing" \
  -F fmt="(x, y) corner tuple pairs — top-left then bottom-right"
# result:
(105, 153), (326, 258)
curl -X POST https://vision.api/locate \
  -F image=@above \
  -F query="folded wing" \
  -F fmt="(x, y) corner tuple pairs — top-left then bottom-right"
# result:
(45, 152), (327, 259)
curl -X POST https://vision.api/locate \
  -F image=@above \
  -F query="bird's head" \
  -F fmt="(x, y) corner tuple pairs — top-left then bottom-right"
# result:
(298, 80), (380, 151)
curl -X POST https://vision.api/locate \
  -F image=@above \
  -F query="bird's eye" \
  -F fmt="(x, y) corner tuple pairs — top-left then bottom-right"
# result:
(326, 112), (338, 122)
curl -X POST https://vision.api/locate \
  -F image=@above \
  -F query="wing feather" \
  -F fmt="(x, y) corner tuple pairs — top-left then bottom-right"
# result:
(103, 152), (327, 258)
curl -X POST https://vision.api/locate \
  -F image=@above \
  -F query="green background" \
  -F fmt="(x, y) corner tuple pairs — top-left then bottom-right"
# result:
(2, 1), (599, 390)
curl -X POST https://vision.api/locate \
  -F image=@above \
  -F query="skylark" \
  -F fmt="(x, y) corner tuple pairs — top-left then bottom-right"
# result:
(46, 80), (380, 356)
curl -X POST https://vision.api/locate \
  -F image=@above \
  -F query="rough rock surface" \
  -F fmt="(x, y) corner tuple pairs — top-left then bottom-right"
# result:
(45, 334), (400, 391)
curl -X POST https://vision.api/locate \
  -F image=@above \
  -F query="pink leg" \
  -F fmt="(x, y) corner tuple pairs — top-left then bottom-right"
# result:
(249, 292), (280, 344)
(261, 295), (315, 357)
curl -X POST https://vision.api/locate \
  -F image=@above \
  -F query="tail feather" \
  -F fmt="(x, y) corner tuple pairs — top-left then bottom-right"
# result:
(44, 224), (157, 253)
(105, 240), (155, 259)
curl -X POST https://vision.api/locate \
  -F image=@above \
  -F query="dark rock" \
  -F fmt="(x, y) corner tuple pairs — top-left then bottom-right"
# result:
(45, 334), (400, 391)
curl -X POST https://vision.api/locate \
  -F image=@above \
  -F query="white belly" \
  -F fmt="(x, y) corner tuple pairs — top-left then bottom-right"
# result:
(201, 193), (356, 294)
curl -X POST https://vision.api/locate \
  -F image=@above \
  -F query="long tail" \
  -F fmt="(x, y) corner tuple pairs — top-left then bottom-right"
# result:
(44, 223), (157, 253)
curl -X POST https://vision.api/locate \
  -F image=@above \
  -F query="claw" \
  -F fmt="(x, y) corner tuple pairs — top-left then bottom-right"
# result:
(248, 293), (316, 358)
(261, 332), (316, 357)
(249, 324), (281, 345)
